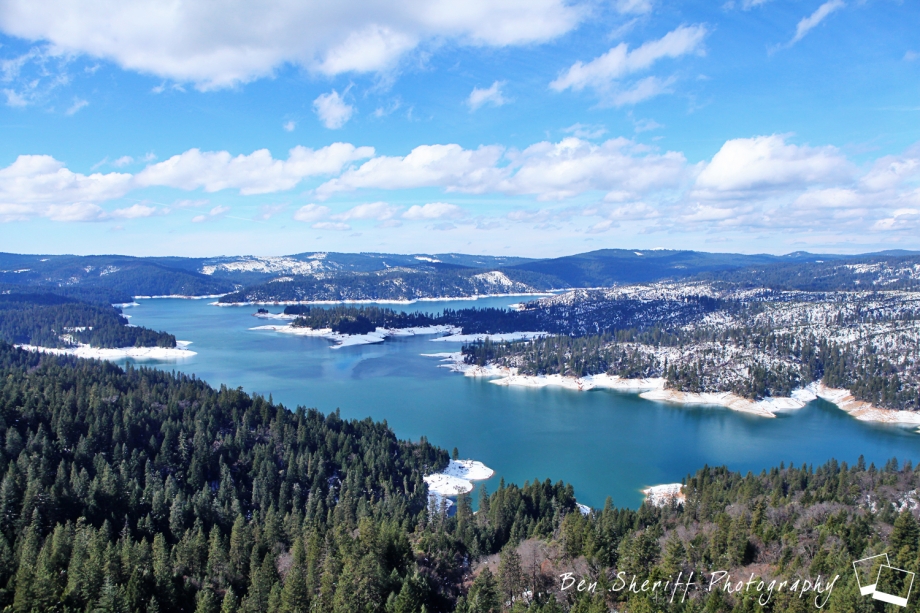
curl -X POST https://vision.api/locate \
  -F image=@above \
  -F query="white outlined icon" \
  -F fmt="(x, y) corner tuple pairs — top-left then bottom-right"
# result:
(852, 553), (915, 607)
(853, 554), (890, 596)
(873, 565), (915, 607)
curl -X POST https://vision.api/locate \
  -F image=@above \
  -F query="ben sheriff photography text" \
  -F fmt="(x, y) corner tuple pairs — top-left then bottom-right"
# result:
(560, 570), (840, 608)
(1, 0), (920, 611)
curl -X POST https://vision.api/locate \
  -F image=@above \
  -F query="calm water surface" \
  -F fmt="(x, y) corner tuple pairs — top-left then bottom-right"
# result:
(119, 298), (920, 509)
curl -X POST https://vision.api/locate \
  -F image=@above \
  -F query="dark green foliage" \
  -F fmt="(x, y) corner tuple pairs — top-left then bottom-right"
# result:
(0, 293), (176, 348)
(0, 343), (579, 612)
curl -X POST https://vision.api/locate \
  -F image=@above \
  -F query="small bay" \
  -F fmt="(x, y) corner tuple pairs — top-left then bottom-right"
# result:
(119, 297), (920, 509)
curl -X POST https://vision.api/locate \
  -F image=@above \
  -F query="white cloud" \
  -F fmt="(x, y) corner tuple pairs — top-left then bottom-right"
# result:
(0, 0), (584, 89)
(65, 97), (88, 115)
(906, 51), (919, 62)
(611, 75), (675, 106)
(615, 0), (653, 14)
(0, 155), (133, 221)
(317, 144), (506, 196)
(403, 202), (466, 219)
(563, 123), (607, 139)
(468, 81), (508, 111)
(318, 137), (686, 201)
(790, 0), (845, 45)
(293, 204), (331, 222)
(550, 25), (707, 95)
(46, 202), (106, 222)
(110, 203), (159, 218)
(313, 91), (354, 130)
(283, 120), (296, 132)
(332, 201), (398, 221)
(191, 205), (229, 223)
(312, 221), (351, 231)
(741, 0), (771, 8)
(694, 135), (852, 193)
(111, 156), (134, 167)
(136, 143), (374, 195)
(497, 137), (686, 200)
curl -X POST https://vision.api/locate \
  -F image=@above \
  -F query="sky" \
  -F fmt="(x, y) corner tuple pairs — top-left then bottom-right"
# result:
(0, 0), (918, 258)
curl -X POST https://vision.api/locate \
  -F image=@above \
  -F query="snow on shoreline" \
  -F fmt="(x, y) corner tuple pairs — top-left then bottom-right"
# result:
(17, 341), (197, 361)
(135, 294), (225, 300)
(424, 354), (920, 427)
(643, 484), (685, 507)
(425, 460), (495, 502)
(212, 292), (554, 307)
(251, 323), (461, 348)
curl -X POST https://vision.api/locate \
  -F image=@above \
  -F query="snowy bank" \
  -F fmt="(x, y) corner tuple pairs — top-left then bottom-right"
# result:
(424, 460), (495, 497)
(214, 292), (554, 307)
(423, 353), (663, 391)
(643, 484), (685, 507)
(808, 383), (920, 426)
(17, 341), (197, 361)
(135, 294), (224, 300)
(251, 323), (460, 349)
(638, 389), (795, 418)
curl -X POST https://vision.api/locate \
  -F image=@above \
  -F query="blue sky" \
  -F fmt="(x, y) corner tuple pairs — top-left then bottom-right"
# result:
(0, 0), (918, 257)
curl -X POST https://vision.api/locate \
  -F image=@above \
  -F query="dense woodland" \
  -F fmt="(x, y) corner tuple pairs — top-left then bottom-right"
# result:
(219, 269), (554, 304)
(0, 343), (919, 612)
(0, 293), (176, 349)
(462, 324), (920, 411)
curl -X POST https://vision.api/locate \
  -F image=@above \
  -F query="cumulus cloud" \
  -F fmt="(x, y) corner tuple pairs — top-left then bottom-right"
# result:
(694, 135), (853, 194)
(317, 138), (686, 201)
(136, 143), (374, 194)
(332, 201), (398, 221)
(0, 0), (584, 88)
(403, 202), (466, 219)
(790, 0), (845, 45)
(110, 203), (159, 218)
(0, 154), (133, 221)
(468, 81), (508, 111)
(283, 120), (296, 132)
(550, 25), (707, 101)
(293, 203), (331, 222)
(317, 144), (506, 196)
(313, 91), (354, 129)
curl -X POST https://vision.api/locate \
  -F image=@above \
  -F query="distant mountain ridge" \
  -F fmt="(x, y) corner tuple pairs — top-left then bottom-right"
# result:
(2, 249), (918, 302)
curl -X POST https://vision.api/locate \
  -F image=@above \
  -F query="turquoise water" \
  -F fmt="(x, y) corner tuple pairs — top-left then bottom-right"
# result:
(119, 298), (920, 509)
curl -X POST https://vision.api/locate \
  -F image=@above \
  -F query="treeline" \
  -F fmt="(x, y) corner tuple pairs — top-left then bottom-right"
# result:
(463, 326), (920, 410)
(3, 343), (920, 611)
(220, 269), (554, 304)
(0, 293), (176, 349)
(285, 305), (441, 335)
(696, 255), (920, 291)
(0, 343), (581, 612)
(462, 335), (660, 380)
(551, 457), (920, 612)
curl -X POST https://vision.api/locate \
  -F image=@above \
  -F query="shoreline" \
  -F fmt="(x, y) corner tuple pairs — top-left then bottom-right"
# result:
(423, 353), (920, 427)
(17, 341), (197, 361)
(251, 323), (461, 348)
(135, 294), (226, 300)
(643, 483), (685, 507)
(425, 459), (495, 511)
(212, 292), (555, 307)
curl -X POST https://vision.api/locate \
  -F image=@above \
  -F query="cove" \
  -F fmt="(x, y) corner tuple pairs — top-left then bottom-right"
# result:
(117, 297), (920, 509)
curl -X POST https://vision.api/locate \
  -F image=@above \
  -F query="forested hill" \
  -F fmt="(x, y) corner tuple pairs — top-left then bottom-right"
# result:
(0, 292), (176, 348)
(1, 343), (920, 612)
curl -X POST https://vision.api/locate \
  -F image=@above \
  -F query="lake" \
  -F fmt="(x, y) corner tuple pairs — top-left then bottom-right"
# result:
(118, 297), (920, 509)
